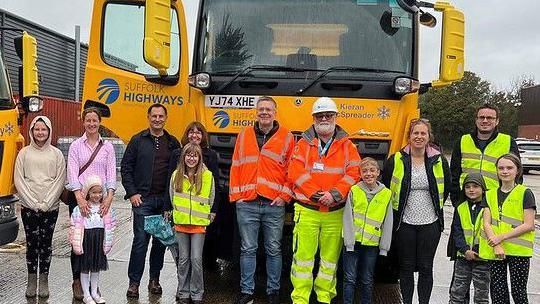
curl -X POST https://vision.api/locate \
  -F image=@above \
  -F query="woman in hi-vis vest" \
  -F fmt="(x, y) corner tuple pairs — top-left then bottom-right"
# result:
(382, 119), (450, 304)
(480, 153), (535, 304)
(168, 143), (216, 304)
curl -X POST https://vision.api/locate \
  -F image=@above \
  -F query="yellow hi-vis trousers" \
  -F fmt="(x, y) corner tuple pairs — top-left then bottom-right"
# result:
(290, 204), (343, 304)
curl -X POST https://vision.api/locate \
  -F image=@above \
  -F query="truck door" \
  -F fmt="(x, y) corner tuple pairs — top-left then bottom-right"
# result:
(82, 0), (193, 142)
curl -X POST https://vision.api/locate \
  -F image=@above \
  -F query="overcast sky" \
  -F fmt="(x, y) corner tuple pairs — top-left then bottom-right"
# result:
(2, 0), (539, 90)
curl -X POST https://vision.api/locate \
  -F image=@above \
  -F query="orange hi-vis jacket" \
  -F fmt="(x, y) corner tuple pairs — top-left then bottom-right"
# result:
(288, 125), (361, 212)
(229, 123), (295, 203)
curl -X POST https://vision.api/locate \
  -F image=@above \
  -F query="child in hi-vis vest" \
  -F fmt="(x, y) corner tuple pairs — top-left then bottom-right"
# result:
(169, 143), (216, 304)
(448, 173), (489, 304)
(342, 157), (393, 304)
(480, 153), (536, 304)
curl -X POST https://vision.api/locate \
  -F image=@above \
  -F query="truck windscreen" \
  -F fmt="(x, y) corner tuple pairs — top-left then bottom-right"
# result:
(0, 53), (13, 107)
(196, 0), (413, 78)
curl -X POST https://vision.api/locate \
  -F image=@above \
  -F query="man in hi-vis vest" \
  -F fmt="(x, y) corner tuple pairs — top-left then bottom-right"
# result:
(229, 96), (295, 304)
(288, 97), (361, 304)
(450, 103), (520, 206)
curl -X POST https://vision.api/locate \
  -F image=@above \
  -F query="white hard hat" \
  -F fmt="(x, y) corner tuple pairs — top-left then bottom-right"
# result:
(312, 97), (338, 115)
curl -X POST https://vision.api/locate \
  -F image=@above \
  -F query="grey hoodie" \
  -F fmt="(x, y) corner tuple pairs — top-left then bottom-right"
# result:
(343, 181), (393, 255)
(14, 116), (66, 211)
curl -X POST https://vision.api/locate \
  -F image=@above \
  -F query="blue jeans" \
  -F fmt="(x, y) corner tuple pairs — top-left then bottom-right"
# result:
(236, 200), (285, 295)
(343, 244), (379, 304)
(128, 195), (168, 284)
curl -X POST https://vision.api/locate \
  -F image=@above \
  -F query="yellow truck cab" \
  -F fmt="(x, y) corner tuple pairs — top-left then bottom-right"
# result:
(82, 0), (464, 274)
(0, 31), (42, 245)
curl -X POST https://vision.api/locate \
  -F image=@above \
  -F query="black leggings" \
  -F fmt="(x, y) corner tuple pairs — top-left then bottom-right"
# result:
(490, 256), (530, 304)
(21, 207), (59, 274)
(397, 221), (441, 304)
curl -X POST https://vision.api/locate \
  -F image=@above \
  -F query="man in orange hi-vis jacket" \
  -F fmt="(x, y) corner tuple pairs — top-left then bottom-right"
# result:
(229, 96), (295, 304)
(288, 97), (361, 304)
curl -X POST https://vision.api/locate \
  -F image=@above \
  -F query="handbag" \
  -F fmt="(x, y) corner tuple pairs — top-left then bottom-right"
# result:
(144, 214), (176, 246)
(61, 141), (104, 204)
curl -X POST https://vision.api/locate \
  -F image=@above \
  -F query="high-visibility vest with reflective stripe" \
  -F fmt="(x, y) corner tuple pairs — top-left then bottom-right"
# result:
(172, 169), (213, 226)
(460, 134), (511, 190)
(289, 132), (361, 211)
(389, 152), (445, 211)
(480, 185), (534, 258)
(229, 125), (294, 202)
(350, 185), (392, 246)
(456, 201), (484, 258)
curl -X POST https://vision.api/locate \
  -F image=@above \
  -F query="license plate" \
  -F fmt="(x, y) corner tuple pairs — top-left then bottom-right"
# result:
(205, 95), (258, 109)
(528, 157), (540, 161)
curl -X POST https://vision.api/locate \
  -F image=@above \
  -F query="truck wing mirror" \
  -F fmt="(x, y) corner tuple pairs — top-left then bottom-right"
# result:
(144, 0), (171, 75)
(14, 31), (42, 113)
(432, 2), (465, 88)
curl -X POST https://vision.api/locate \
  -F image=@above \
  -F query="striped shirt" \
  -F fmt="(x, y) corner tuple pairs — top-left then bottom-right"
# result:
(67, 133), (117, 191)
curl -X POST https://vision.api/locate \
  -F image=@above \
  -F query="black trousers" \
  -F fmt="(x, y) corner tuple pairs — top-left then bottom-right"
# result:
(490, 256), (530, 304)
(21, 207), (59, 274)
(397, 221), (441, 304)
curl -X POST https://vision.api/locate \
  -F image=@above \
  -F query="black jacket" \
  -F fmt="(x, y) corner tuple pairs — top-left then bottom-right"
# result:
(121, 129), (180, 200)
(382, 146), (451, 232)
(165, 147), (221, 212)
(449, 130), (520, 206)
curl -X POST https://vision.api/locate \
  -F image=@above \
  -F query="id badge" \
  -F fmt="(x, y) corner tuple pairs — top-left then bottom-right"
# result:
(313, 162), (325, 171)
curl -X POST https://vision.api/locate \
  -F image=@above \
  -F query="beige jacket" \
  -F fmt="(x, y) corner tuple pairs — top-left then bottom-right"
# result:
(14, 116), (66, 211)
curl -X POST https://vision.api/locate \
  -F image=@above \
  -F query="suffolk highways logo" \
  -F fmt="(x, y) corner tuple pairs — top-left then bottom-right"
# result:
(213, 111), (230, 128)
(97, 78), (120, 104)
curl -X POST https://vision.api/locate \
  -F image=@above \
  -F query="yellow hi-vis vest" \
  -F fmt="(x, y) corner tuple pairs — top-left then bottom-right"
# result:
(479, 185), (534, 259)
(460, 133), (511, 190)
(172, 169), (213, 226)
(350, 185), (392, 246)
(389, 151), (445, 211)
(456, 201), (484, 258)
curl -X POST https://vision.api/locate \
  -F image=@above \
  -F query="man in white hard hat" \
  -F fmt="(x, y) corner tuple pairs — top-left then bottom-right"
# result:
(288, 97), (361, 304)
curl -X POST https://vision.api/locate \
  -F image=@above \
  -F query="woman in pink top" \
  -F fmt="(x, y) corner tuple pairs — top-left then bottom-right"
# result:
(66, 107), (116, 300)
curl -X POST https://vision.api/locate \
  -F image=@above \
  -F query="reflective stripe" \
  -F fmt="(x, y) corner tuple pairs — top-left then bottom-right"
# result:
(353, 213), (383, 228)
(462, 229), (473, 237)
(481, 171), (499, 181)
(320, 259), (336, 270)
(483, 155), (499, 163)
(174, 192), (209, 205)
(310, 166), (344, 174)
(500, 215), (523, 227)
(506, 237), (534, 249)
(232, 155), (259, 167)
(355, 227), (381, 242)
(343, 175), (356, 186)
(463, 168), (499, 182)
(294, 192), (309, 201)
(391, 176), (400, 184)
(294, 259), (314, 268)
(462, 167), (480, 175)
(257, 177), (293, 196)
(291, 269), (312, 279)
(348, 160), (361, 167)
(238, 130), (245, 158)
(316, 271), (334, 281)
(261, 149), (283, 163)
(436, 177), (445, 184)
(230, 184), (257, 194)
(281, 133), (293, 156)
(491, 218), (499, 226)
(296, 173), (311, 187)
(174, 205), (210, 220)
(462, 152), (481, 160)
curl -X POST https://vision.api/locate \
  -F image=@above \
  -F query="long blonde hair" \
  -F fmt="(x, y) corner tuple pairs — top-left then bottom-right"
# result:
(174, 143), (205, 194)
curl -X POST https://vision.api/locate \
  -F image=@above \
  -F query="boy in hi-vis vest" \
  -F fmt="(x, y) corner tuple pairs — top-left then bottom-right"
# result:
(449, 173), (489, 304)
(342, 157), (393, 304)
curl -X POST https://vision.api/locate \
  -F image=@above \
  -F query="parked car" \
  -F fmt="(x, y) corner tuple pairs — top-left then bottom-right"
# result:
(517, 139), (540, 174)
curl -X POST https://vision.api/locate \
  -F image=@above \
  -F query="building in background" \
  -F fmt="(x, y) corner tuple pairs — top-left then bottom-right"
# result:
(518, 85), (540, 140)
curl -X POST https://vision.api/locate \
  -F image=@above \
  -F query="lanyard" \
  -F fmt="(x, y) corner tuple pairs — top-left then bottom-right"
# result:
(318, 138), (333, 158)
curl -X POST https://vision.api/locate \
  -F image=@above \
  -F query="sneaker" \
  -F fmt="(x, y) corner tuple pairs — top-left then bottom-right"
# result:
(82, 296), (97, 304)
(267, 293), (280, 304)
(92, 294), (106, 304)
(126, 282), (139, 298)
(234, 293), (254, 304)
(148, 278), (163, 295)
(175, 296), (190, 304)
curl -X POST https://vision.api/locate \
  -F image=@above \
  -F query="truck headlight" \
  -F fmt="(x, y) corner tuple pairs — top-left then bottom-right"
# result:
(394, 77), (420, 95)
(28, 96), (43, 112)
(0, 203), (15, 219)
(188, 73), (211, 89)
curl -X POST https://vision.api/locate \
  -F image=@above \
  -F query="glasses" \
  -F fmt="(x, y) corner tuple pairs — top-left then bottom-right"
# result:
(477, 116), (497, 121)
(188, 130), (203, 136)
(314, 112), (336, 120)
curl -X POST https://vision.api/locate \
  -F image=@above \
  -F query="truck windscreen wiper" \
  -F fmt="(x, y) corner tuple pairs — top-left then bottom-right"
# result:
(296, 66), (404, 95)
(216, 65), (315, 93)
